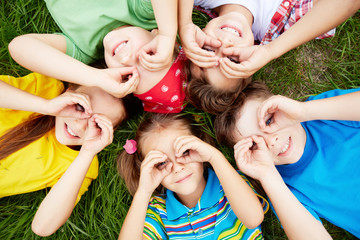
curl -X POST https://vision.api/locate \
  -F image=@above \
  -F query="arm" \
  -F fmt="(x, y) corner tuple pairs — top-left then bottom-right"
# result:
(178, 0), (220, 67)
(221, 0), (360, 78)
(174, 136), (264, 229)
(119, 151), (171, 240)
(257, 91), (360, 133)
(0, 80), (91, 118)
(8, 34), (139, 98)
(235, 136), (332, 240)
(32, 114), (113, 237)
(138, 0), (177, 71)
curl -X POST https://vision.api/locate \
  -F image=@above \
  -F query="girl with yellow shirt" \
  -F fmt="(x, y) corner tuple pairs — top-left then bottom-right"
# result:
(0, 72), (138, 236)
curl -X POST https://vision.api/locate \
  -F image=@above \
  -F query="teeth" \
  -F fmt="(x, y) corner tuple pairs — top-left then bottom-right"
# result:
(280, 138), (290, 154)
(67, 125), (77, 137)
(221, 27), (240, 37)
(114, 41), (127, 55)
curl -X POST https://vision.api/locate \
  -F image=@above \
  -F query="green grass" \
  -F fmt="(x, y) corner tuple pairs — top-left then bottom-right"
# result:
(0, 1), (359, 239)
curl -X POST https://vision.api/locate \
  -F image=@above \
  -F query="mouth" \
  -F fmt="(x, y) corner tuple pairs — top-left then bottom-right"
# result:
(278, 137), (291, 156)
(64, 123), (79, 139)
(176, 173), (192, 184)
(113, 41), (128, 56)
(221, 25), (241, 37)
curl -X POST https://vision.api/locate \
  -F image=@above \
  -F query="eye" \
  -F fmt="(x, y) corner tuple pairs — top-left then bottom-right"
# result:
(182, 149), (190, 156)
(75, 103), (85, 112)
(250, 141), (257, 150)
(123, 74), (132, 82)
(265, 115), (273, 126)
(202, 46), (215, 52)
(156, 160), (168, 170)
(227, 56), (240, 64)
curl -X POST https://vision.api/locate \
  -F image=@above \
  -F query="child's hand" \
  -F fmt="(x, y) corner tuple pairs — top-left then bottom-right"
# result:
(137, 151), (172, 196)
(45, 91), (92, 118)
(234, 135), (276, 182)
(81, 114), (114, 154)
(220, 45), (273, 79)
(174, 135), (221, 164)
(98, 67), (139, 98)
(179, 23), (221, 67)
(138, 33), (174, 71)
(258, 95), (305, 133)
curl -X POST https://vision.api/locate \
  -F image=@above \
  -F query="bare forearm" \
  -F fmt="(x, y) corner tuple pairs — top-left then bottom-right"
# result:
(32, 150), (95, 237)
(151, 0), (177, 38)
(178, 0), (195, 27)
(118, 191), (151, 240)
(260, 170), (331, 240)
(210, 154), (264, 229)
(0, 81), (48, 113)
(302, 91), (360, 121)
(9, 34), (98, 87)
(267, 0), (359, 60)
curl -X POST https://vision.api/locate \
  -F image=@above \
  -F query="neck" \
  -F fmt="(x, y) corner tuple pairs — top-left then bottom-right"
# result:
(215, 4), (253, 27)
(176, 177), (206, 209)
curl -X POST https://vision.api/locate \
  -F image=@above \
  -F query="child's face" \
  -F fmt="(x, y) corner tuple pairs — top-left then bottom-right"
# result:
(233, 98), (307, 165)
(55, 86), (125, 146)
(192, 12), (254, 90)
(103, 26), (168, 89)
(141, 122), (206, 199)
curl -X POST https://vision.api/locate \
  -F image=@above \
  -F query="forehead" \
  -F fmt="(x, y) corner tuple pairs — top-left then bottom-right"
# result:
(141, 122), (191, 157)
(234, 99), (263, 140)
(76, 86), (124, 125)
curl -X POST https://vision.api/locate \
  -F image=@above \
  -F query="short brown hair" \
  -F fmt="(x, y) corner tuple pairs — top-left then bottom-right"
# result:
(214, 81), (273, 146)
(186, 66), (251, 115)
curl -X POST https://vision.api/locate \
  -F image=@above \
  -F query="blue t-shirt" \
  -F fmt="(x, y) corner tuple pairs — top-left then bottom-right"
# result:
(276, 88), (360, 238)
(144, 168), (268, 239)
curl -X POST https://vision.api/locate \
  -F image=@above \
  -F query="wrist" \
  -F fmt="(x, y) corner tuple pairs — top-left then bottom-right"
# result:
(135, 187), (153, 200)
(79, 147), (98, 158)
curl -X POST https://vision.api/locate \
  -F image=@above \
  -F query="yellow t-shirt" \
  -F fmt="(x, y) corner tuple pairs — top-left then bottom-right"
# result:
(0, 73), (98, 204)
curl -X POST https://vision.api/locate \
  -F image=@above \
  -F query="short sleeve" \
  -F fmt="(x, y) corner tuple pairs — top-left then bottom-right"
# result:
(58, 32), (97, 64)
(306, 88), (360, 128)
(143, 207), (167, 240)
(0, 73), (64, 99)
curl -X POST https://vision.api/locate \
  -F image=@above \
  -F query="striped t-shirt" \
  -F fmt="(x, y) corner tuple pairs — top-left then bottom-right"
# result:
(143, 168), (268, 239)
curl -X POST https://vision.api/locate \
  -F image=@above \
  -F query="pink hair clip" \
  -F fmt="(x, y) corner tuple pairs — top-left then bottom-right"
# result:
(123, 139), (137, 154)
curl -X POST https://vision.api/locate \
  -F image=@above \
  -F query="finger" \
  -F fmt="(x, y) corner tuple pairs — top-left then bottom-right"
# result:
(121, 69), (140, 95)
(222, 46), (242, 56)
(118, 67), (137, 76)
(251, 135), (267, 150)
(185, 50), (218, 66)
(203, 36), (222, 49)
(234, 139), (253, 161)
(173, 136), (194, 157)
(219, 58), (241, 79)
(139, 52), (165, 71)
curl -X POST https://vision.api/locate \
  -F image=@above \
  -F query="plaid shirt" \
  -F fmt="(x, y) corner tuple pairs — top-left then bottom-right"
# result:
(261, 0), (335, 45)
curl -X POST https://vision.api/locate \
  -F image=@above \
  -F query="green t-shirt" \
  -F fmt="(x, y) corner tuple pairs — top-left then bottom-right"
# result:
(45, 0), (158, 64)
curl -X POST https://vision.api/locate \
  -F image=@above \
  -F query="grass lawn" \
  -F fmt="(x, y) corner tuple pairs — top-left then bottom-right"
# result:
(0, 1), (359, 239)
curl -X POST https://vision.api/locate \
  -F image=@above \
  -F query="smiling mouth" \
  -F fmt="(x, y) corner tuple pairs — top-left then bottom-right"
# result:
(113, 41), (128, 56)
(278, 137), (290, 155)
(65, 123), (79, 138)
(221, 25), (241, 37)
(176, 173), (192, 183)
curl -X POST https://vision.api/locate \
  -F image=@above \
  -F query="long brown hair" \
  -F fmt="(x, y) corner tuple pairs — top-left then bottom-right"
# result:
(0, 114), (55, 160)
(117, 113), (214, 196)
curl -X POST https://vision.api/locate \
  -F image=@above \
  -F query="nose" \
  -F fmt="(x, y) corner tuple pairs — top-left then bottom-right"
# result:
(119, 51), (136, 66)
(219, 37), (234, 49)
(172, 161), (185, 173)
(264, 133), (279, 148)
(73, 118), (88, 134)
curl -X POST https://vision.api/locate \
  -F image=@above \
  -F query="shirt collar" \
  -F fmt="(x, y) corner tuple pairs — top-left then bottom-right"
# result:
(276, 122), (315, 177)
(166, 168), (221, 220)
